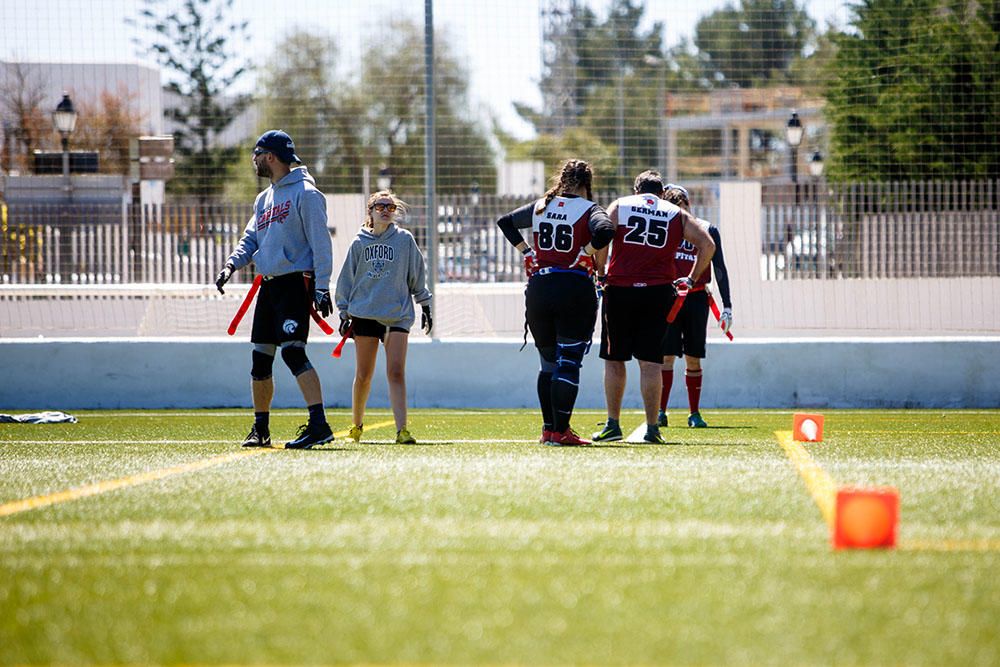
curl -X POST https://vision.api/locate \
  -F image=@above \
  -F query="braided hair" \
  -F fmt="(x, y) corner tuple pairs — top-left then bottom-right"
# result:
(535, 159), (594, 214)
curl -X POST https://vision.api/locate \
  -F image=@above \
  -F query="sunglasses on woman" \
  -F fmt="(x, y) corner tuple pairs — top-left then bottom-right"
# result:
(372, 202), (397, 213)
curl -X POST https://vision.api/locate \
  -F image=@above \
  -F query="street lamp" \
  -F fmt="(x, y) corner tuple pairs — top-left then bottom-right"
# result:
(809, 150), (824, 178)
(52, 93), (78, 189)
(376, 166), (392, 191)
(785, 111), (803, 185)
(469, 180), (480, 208)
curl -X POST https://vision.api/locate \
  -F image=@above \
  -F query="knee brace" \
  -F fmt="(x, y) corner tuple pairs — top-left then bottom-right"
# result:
(251, 344), (276, 381)
(538, 346), (558, 374)
(280, 341), (313, 377)
(554, 338), (589, 386)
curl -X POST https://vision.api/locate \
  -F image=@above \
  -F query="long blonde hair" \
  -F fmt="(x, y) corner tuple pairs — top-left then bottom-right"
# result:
(364, 190), (407, 229)
(535, 159), (594, 214)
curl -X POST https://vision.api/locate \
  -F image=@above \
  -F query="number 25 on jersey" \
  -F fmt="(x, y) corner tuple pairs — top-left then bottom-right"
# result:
(623, 215), (668, 248)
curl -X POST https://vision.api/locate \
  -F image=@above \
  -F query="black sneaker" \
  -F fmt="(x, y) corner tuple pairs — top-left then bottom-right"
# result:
(592, 421), (623, 442)
(285, 422), (334, 449)
(241, 425), (271, 448)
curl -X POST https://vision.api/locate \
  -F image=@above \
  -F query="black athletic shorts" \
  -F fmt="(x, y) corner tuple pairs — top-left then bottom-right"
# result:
(251, 272), (312, 345)
(661, 289), (709, 359)
(599, 284), (673, 363)
(526, 270), (598, 348)
(351, 317), (409, 341)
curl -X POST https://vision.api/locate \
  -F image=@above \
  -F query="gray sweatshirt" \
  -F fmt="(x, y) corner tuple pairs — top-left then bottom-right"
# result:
(226, 166), (333, 290)
(335, 223), (432, 329)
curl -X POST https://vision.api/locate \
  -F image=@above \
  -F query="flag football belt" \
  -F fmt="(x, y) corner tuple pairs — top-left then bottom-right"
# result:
(666, 283), (688, 324)
(535, 266), (590, 277)
(226, 272), (334, 336)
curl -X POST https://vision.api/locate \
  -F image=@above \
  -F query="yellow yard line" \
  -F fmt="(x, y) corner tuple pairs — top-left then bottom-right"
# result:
(899, 539), (1000, 553)
(0, 449), (273, 518)
(774, 430), (838, 529)
(774, 431), (998, 552)
(0, 421), (396, 518)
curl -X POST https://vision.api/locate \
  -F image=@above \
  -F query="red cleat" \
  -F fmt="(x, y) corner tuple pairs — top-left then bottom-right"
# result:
(548, 428), (590, 446)
(539, 429), (553, 444)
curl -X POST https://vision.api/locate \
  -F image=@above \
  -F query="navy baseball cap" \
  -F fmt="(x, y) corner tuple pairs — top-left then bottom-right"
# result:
(255, 130), (301, 164)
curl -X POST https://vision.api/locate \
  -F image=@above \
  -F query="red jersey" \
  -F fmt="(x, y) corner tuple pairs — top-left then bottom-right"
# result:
(531, 196), (596, 270)
(606, 193), (684, 287)
(672, 217), (712, 287)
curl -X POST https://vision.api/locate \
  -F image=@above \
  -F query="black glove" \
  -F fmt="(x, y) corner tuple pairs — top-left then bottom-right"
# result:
(339, 313), (352, 337)
(314, 289), (332, 318)
(421, 305), (433, 335)
(215, 263), (234, 294)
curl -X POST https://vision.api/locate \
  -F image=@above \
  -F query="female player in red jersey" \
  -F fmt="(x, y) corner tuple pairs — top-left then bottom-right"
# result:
(496, 160), (615, 445)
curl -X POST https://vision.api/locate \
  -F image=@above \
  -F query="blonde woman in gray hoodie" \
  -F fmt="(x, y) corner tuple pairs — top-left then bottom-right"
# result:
(335, 190), (433, 444)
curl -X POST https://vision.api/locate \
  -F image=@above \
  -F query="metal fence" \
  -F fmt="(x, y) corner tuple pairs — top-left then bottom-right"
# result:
(2, 180), (998, 285)
(761, 180), (1000, 280)
(0, 201), (251, 285)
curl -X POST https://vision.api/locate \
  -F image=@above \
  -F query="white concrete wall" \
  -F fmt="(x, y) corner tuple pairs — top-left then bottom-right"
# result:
(718, 182), (1000, 336)
(1, 337), (997, 410)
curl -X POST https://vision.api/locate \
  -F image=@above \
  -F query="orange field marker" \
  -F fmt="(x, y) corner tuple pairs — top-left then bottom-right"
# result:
(834, 487), (900, 549)
(793, 413), (824, 442)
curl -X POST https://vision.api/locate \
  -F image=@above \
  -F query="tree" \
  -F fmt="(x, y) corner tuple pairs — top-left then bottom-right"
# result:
(129, 0), (252, 200)
(357, 19), (496, 196)
(503, 126), (619, 189)
(232, 21), (496, 199)
(0, 62), (52, 173)
(225, 30), (358, 201)
(825, 0), (1000, 181)
(515, 0), (668, 191)
(74, 88), (145, 175)
(693, 0), (816, 88)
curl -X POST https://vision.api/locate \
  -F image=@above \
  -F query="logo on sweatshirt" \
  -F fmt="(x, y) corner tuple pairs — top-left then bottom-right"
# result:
(364, 243), (395, 279)
(257, 200), (292, 231)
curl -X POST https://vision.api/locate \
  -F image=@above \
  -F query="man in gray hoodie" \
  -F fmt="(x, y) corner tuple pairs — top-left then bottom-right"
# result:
(215, 130), (335, 449)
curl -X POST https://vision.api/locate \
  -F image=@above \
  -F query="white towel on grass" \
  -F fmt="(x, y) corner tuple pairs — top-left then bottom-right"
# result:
(0, 411), (78, 424)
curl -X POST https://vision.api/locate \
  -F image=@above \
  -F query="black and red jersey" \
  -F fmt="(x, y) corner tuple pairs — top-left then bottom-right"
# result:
(672, 217), (712, 288)
(606, 193), (684, 287)
(671, 220), (733, 309)
(496, 194), (614, 273)
(529, 196), (598, 270)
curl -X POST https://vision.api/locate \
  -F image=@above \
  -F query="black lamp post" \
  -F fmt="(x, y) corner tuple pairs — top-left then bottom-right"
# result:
(376, 166), (392, 192)
(785, 111), (803, 185)
(52, 93), (78, 190)
(809, 150), (824, 179)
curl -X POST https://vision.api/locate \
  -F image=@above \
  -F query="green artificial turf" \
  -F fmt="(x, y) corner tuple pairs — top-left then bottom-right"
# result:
(1, 409), (998, 666)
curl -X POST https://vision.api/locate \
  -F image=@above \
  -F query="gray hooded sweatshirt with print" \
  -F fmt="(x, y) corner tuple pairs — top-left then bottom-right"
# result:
(226, 166), (333, 290)
(335, 223), (432, 329)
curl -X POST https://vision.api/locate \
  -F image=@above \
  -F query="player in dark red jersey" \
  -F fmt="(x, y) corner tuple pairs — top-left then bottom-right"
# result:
(659, 184), (733, 428)
(591, 170), (715, 443)
(496, 159), (615, 446)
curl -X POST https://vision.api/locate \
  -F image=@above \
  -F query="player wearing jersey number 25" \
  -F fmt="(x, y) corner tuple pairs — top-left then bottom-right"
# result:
(496, 159), (615, 446)
(592, 170), (715, 444)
